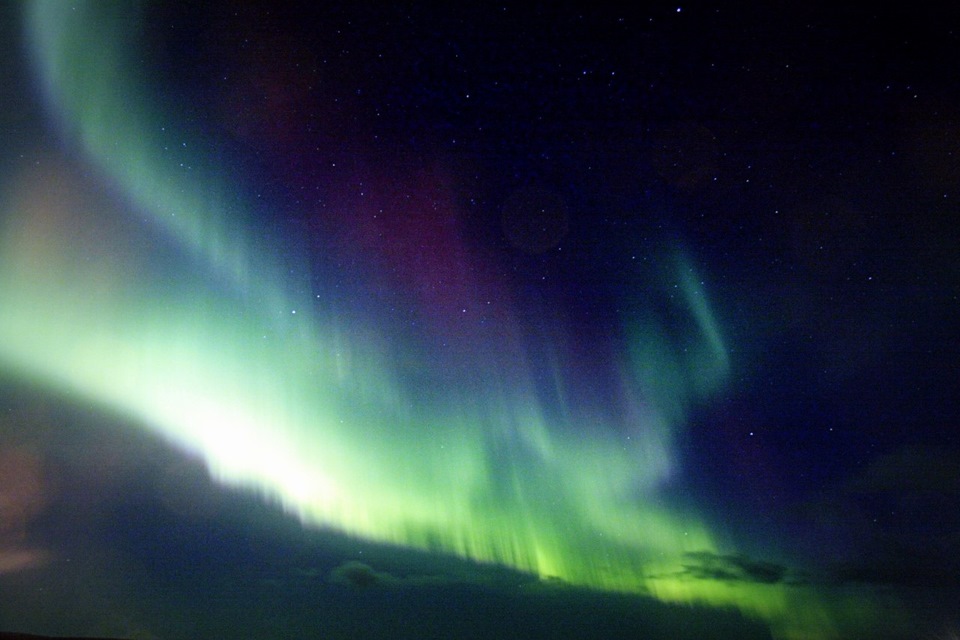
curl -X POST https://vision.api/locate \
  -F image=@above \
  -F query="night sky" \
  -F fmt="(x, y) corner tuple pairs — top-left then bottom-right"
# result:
(1, 2), (959, 639)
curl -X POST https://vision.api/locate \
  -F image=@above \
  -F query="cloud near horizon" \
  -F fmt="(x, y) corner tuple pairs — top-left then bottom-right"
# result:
(677, 552), (789, 585)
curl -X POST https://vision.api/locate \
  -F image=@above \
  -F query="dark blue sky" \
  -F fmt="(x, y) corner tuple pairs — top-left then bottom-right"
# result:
(1, 2), (959, 639)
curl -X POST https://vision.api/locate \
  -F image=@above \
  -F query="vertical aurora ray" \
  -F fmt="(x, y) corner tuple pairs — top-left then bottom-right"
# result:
(0, 2), (887, 638)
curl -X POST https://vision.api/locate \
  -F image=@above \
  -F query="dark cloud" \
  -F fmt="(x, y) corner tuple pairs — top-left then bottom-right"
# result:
(326, 560), (456, 589)
(328, 560), (398, 588)
(679, 552), (788, 585)
(831, 534), (960, 588)
(783, 444), (960, 598)
(848, 446), (960, 497)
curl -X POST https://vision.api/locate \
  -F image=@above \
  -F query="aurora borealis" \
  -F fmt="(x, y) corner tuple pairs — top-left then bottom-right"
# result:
(10, 0), (730, 597)
(2, 2), (959, 640)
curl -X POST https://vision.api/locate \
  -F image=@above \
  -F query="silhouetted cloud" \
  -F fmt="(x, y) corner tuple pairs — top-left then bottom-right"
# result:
(831, 535), (960, 588)
(824, 446), (960, 587)
(328, 560), (398, 588)
(680, 552), (788, 584)
(848, 446), (960, 496)
(325, 560), (459, 589)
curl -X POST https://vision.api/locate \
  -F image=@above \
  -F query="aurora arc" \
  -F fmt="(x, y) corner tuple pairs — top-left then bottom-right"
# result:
(0, 2), (875, 639)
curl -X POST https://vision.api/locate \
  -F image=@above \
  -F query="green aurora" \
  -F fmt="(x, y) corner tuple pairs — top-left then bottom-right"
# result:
(0, 3), (898, 638)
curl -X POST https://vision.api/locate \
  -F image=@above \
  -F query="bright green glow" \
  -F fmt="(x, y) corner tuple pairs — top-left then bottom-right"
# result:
(0, 189), (714, 594)
(0, 2), (888, 639)
(0, 170), (850, 640)
(24, 0), (293, 319)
